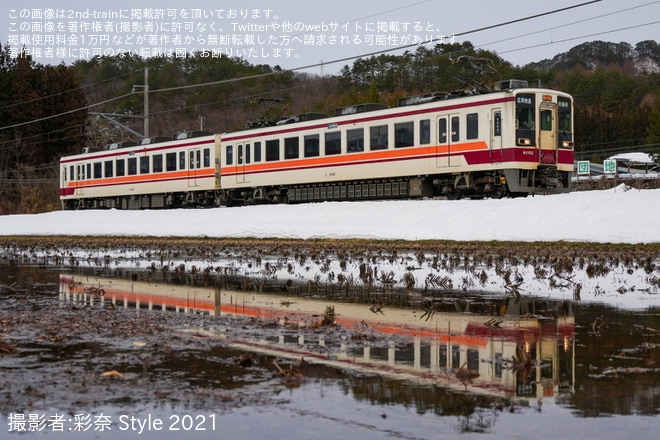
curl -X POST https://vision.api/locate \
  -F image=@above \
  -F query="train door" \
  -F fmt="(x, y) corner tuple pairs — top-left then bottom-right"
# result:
(490, 109), (502, 162)
(538, 103), (557, 164)
(235, 144), (245, 184)
(75, 164), (85, 195)
(234, 143), (251, 184)
(188, 147), (201, 187)
(436, 114), (459, 168)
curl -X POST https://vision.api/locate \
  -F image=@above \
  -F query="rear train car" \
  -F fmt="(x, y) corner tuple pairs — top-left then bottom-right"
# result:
(59, 132), (220, 210)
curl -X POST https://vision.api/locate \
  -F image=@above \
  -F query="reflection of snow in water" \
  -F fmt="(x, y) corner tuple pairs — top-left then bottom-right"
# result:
(24, 241), (658, 311)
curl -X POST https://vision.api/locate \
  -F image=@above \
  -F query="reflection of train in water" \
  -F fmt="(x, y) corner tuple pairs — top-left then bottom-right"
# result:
(60, 272), (575, 400)
(59, 80), (574, 209)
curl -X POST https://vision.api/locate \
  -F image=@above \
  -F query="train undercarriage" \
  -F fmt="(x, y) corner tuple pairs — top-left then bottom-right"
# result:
(226, 166), (570, 205)
(62, 167), (570, 210)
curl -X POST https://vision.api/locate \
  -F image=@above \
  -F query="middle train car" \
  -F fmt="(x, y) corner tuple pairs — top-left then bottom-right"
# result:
(219, 80), (573, 204)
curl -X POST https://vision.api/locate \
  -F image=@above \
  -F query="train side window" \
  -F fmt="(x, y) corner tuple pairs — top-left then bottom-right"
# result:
(325, 131), (341, 155)
(347, 128), (364, 152)
(188, 150), (202, 170)
(394, 121), (414, 148)
(69, 165), (74, 181)
(153, 154), (163, 172)
(86, 163), (91, 180)
(104, 160), (113, 178)
(140, 156), (149, 174)
(467, 113), (478, 139)
(370, 125), (388, 150)
(179, 151), (186, 170)
(304, 135), (320, 157)
(420, 119), (430, 144)
(94, 162), (102, 179)
(266, 139), (280, 161)
(285, 136), (299, 159)
(225, 145), (233, 165)
(245, 145), (251, 164)
(116, 159), (125, 177)
(494, 112), (502, 136)
(237, 145), (243, 165)
(451, 116), (460, 142)
(166, 153), (176, 171)
(254, 142), (261, 162)
(204, 148), (211, 167)
(438, 119), (447, 143)
(128, 157), (137, 175)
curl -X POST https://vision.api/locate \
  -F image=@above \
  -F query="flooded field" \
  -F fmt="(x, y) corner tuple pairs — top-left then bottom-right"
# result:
(1, 238), (659, 439)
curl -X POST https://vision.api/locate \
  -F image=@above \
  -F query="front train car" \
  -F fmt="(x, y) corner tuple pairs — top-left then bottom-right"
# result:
(218, 79), (573, 203)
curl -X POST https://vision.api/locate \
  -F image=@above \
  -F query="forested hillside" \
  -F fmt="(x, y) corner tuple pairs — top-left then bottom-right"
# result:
(1, 39), (659, 214)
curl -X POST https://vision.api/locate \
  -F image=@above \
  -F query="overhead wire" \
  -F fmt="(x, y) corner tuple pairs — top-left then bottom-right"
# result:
(0, 0), (652, 146)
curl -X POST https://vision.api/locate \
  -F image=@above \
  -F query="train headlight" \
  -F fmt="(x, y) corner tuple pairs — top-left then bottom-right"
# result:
(518, 138), (532, 146)
(562, 141), (574, 148)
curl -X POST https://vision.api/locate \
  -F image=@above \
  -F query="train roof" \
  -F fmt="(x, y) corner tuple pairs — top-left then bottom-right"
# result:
(64, 80), (572, 159)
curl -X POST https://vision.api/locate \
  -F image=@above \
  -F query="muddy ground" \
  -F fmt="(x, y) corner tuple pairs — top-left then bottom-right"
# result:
(1, 236), (659, 419)
(0, 282), (357, 416)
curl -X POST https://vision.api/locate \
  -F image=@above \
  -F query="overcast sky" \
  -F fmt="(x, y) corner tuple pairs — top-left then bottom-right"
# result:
(2, 0), (659, 73)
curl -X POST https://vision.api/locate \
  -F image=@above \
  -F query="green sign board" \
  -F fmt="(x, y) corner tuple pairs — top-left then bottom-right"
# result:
(604, 159), (617, 174)
(577, 161), (590, 175)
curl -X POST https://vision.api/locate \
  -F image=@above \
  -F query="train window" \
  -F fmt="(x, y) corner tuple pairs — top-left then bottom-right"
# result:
(325, 132), (341, 155)
(420, 119), (430, 144)
(153, 154), (163, 172)
(451, 116), (460, 142)
(86, 163), (91, 180)
(190, 149), (200, 169)
(558, 97), (572, 134)
(94, 162), (102, 179)
(438, 119), (447, 143)
(254, 142), (262, 162)
(467, 113), (478, 139)
(347, 128), (364, 152)
(516, 93), (535, 130)
(237, 145), (243, 165)
(128, 157), (137, 175)
(285, 137), (299, 159)
(116, 159), (125, 177)
(370, 125), (388, 150)
(225, 145), (233, 165)
(140, 156), (149, 174)
(304, 135), (320, 157)
(266, 139), (280, 161)
(204, 148), (211, 167)
(494, 112), (502, 136)
(104, 160), (113, 178)
(245, 144), (251, 164)
(541, 110), (552, 131)
(69, 165), (74, 181)
(394, 122), (414, 148)
(179, 151), (186, 170)
(166, 153), (176, 171)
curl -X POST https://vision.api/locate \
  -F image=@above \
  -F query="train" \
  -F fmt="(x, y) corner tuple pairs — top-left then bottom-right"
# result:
(59, 79), (574, 210)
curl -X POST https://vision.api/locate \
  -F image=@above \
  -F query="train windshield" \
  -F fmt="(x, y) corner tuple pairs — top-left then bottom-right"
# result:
(515, 94), (535, 130)
(558, 97), (572, 135)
